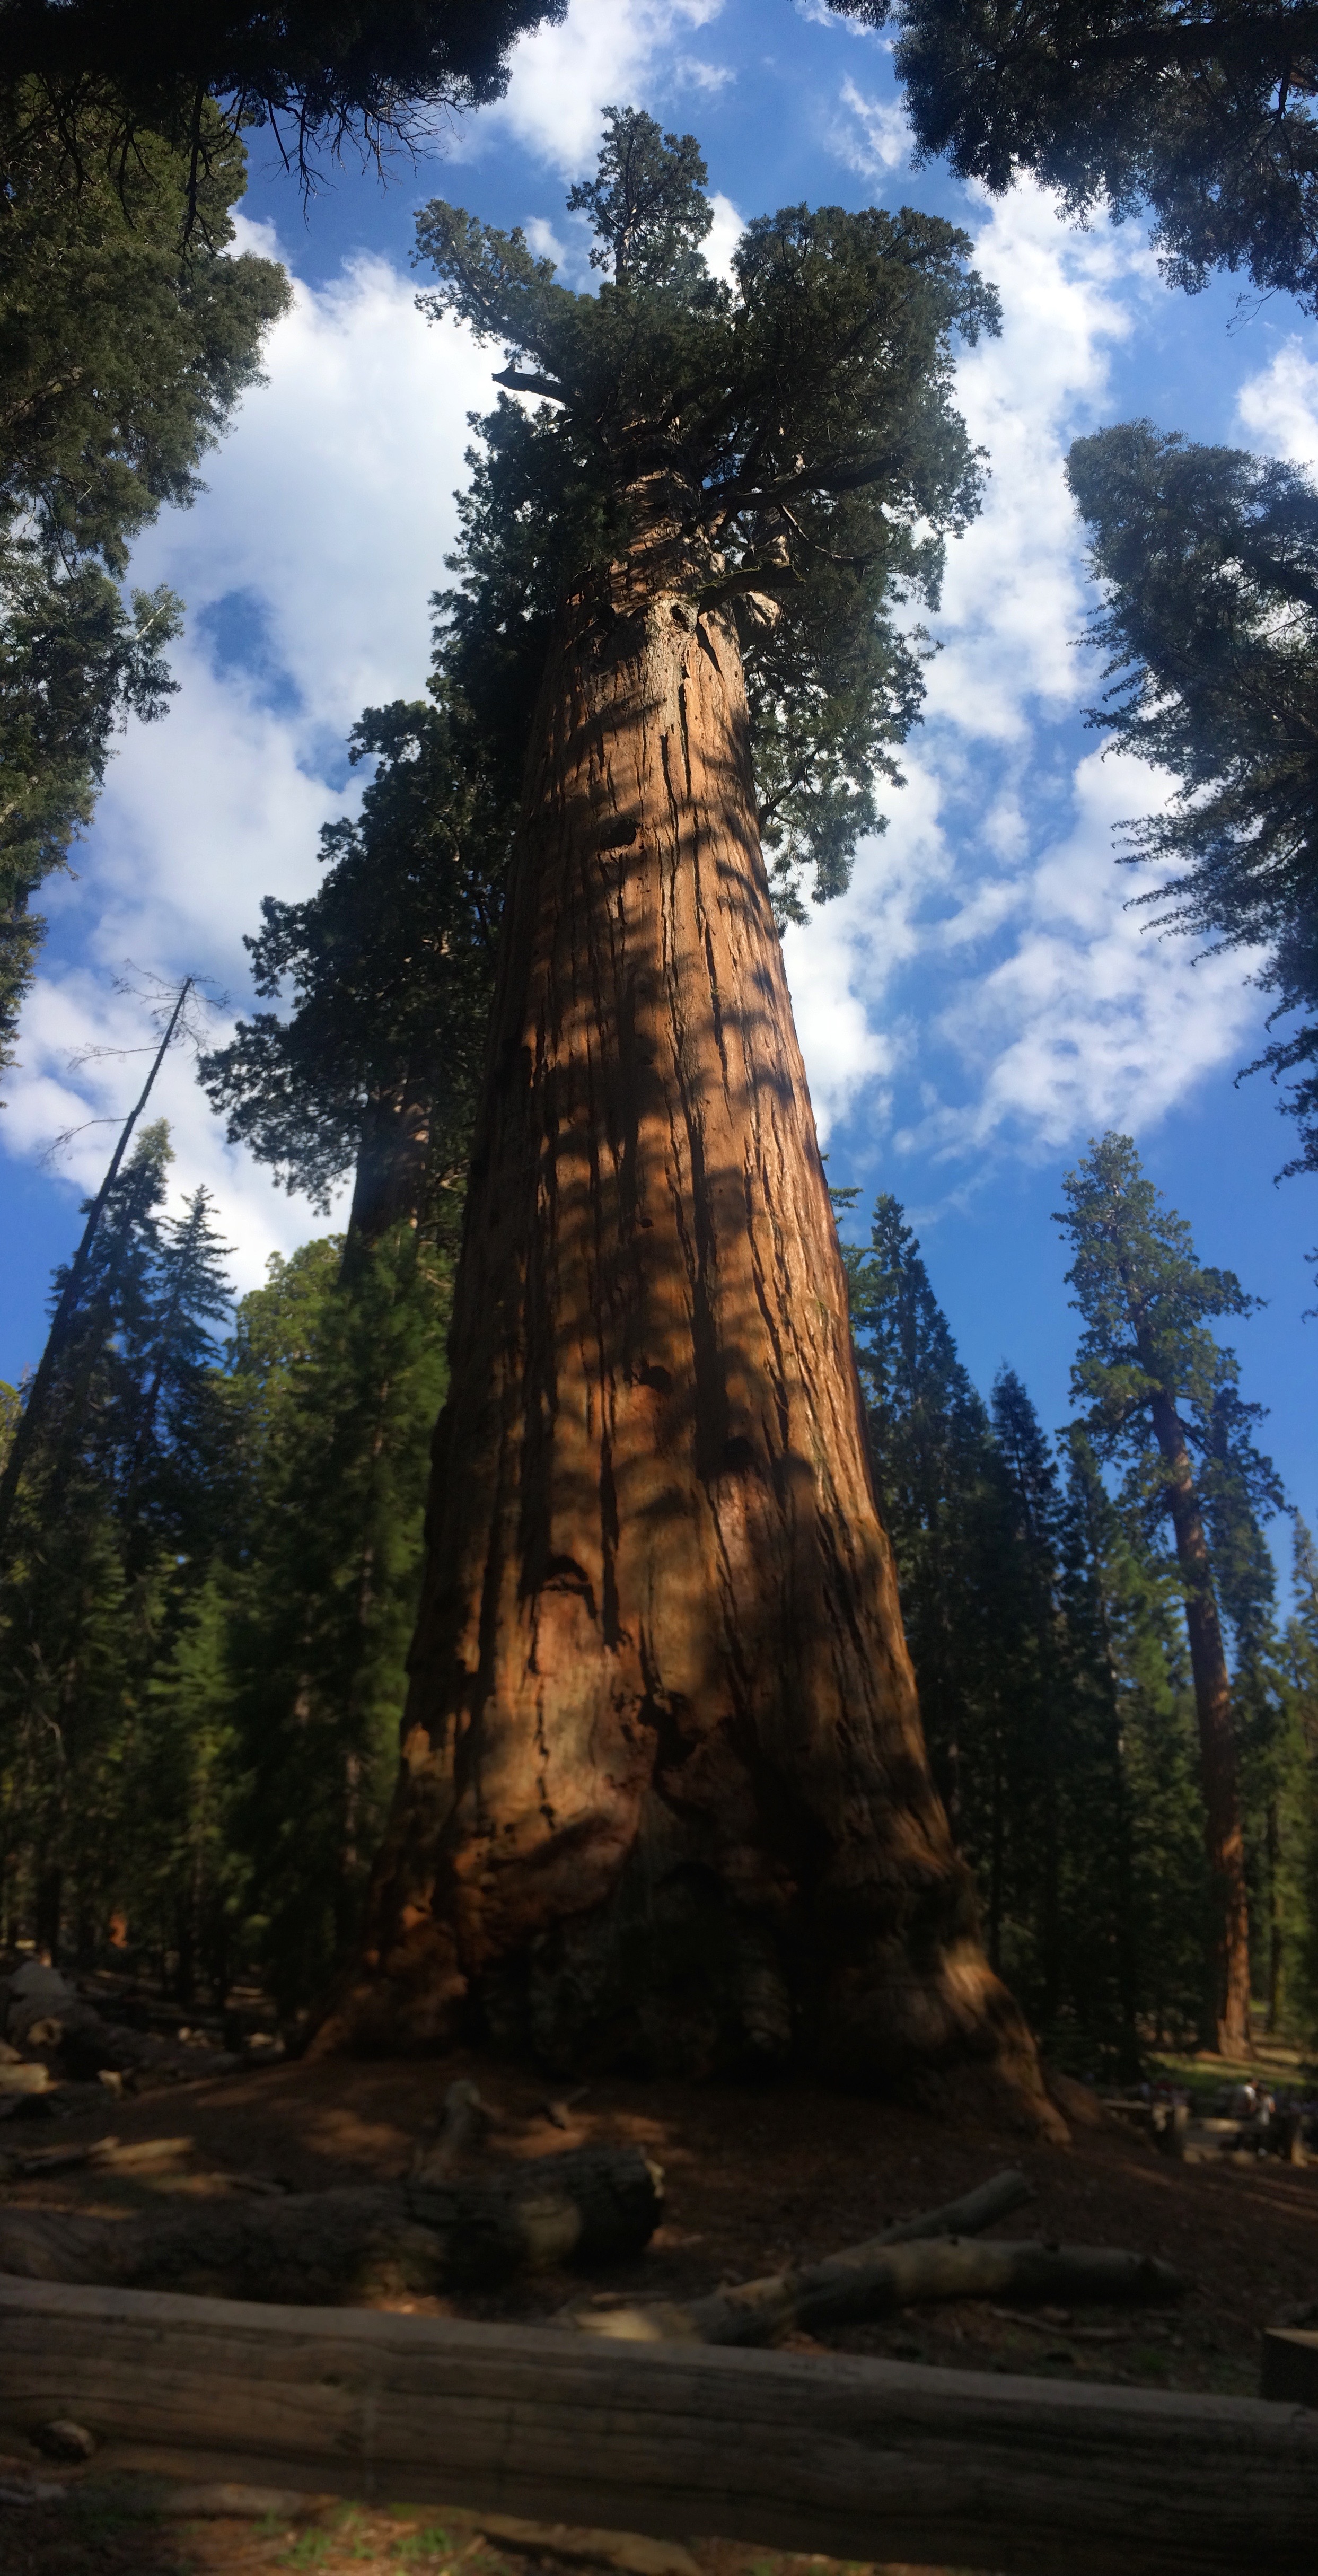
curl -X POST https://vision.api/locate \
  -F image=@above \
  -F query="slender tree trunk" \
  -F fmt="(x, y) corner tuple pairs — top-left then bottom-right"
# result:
(1149, 1391), (1252, 2057)
(327, 522), (1050, 2112)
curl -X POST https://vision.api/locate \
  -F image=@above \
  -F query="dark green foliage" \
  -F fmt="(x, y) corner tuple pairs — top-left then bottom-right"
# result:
(1282, 1518), (1318, 2031)
(0, 3), (565, 223)
(1066, 420), (1318, 1178)
(0, 84), (289, 1067)
(0, 1123), (216, 1947)
(847, 1167), (1315, 2062)
(0, 1146), (451, 2003)
(212, 1226), (451, 2009)
(417, 104), (999, 917)
(1057, 1128), (1275, 1512)
(199, 696), (510, 1237)
(832, 0), (1318, 310)
(845, 1191), (996, 1832)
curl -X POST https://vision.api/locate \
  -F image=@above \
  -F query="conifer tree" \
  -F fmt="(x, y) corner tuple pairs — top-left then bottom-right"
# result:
(0, 88), (289, 1062)
(211, 1229), (452, 2009)
(831, 1), (1318, 312)
(0, 4), (564, 225)
(200, 695), (511, 1245)
(1065, 423), (1318, 1179)
(1056, 1130), (1273, 2052)
(989, 1365), (1068, 2025)
(1282, 1517), (1318, 2036)
(329, 110), (1053, 2118)
(846, 1191), (997, 1840)
(0, 1123), (173, 1958)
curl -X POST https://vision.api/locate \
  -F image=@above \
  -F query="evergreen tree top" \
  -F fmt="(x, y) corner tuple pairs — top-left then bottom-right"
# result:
(199, 695), (508, 1219)
(1056, 1131), (1272, 1474)
(416, 107), (999, 917)
(830, 0), (1318, 311)
(1065, 420), (1318, 1180)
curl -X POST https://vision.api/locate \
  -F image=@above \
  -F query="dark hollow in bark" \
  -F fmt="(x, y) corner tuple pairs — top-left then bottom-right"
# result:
(325, 531), (1054, 2118)
(0, 2143), (660, 2303)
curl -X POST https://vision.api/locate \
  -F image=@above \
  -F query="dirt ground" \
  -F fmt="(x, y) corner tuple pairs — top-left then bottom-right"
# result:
(2, 2048), (1315, 2574)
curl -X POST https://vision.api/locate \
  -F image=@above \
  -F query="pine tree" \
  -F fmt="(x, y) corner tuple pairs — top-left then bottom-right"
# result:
(0, 1123), (173, 1959)
(846, 1192), (997, 1839)
(1057, 1130), (1275, 2052)
(200, 695), (511, 1246)
(328, 110), (1054, 2120)
(1064, 423), (1318, 1178)
(0, 87), (289, 1062)
(210, 1227), (452, 2011)
(831, 1), (1318, 312)
(1264, 1514), (1318, 2038)
(988, 1366), (1069, 2027)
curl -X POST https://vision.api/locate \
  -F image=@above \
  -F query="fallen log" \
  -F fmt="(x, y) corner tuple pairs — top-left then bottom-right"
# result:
(876, 2166), (1033, 2243)
(0, 2278), (1312, 2576)
(0, 2144), (660, 2302)
(567, 2231), (1183, 2345)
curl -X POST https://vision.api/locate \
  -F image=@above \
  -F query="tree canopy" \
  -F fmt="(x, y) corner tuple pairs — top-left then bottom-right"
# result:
(0, 85), (288, 1070)
(0, 3), (564, 222)
(416, 104), (999, 917)
(831, 0), (1318, 310)
(1065, 419), (1318, 1176)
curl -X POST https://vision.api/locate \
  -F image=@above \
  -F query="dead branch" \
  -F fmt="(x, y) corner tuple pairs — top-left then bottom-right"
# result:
(568, 2225), (1182, 2347)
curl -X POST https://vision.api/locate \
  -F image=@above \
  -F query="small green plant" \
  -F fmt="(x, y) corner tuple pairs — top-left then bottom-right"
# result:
(278, 2530), (333, 2569)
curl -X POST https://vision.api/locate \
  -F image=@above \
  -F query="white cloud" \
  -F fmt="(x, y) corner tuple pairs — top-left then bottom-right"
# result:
(783, 186), (1251, 1177)
(674, 57), (735, 96)
(1237, 337), (1318, 467)
(480, 0), (726, 177)
(829, 74), (911, 179)
(705, 190), (744, 283)
(927, 182), (1154, 738)
(911, 750), (1262, 1160)
(4, 242), (500, 1296)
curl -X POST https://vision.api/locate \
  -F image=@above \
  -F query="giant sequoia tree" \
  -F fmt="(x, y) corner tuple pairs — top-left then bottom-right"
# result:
(323, 110), (1053, 2111)
(831, 0), (1318, 310)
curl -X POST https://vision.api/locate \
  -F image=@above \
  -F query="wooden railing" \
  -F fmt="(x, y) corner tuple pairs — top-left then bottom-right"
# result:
(1, 2278), (1314, 2576)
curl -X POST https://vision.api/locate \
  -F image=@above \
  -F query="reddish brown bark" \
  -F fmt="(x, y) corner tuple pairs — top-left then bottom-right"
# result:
(326, 525), (1052, 2113)
(1149, 1390), (1252, 2057)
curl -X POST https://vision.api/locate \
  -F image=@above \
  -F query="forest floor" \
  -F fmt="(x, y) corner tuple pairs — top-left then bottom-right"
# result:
(1, 2045), (1315, 2574)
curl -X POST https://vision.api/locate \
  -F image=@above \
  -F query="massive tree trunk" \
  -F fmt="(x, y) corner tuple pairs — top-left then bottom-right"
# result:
(323, 520), (1051, 2112)
(1149, 1390), (1252, 2057)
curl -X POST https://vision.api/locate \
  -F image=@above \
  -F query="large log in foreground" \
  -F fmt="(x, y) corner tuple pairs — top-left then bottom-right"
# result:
(0, 2279), (1313, 2576)
(0, 2145), (660, 2301)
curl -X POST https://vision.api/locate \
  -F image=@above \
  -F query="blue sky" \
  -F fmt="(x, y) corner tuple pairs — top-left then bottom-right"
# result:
(5, 0), (1318, 1562)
